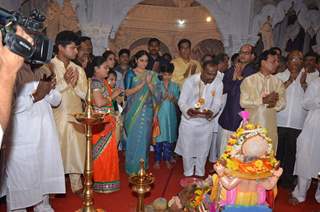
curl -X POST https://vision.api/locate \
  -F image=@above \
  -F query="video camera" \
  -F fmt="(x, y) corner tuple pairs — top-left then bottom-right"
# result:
(0, 7), (53, 64)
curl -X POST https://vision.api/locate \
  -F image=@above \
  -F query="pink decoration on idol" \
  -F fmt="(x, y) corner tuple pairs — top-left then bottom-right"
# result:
(210, 203), (216, 212)
(239, 111), (250, 125)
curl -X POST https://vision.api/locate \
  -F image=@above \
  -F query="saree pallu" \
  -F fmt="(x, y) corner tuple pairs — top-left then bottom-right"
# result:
(125, 103), (153, 174)
(92, 115), (120, 193)
(123, 70), (159, 175)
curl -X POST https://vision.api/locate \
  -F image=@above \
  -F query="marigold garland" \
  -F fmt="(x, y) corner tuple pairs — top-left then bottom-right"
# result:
(219, 123), (279, 179)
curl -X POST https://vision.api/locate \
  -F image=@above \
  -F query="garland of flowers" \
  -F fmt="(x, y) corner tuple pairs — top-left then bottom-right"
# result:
(189, 187), (211, 211)
(219, 123), (279, 179)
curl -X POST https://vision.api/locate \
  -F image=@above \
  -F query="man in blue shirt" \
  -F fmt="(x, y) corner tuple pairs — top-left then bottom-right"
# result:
(217, 44), (256, 155)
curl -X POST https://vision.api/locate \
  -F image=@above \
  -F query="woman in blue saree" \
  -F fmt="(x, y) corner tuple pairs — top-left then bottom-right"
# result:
(123, 50), (159, 174)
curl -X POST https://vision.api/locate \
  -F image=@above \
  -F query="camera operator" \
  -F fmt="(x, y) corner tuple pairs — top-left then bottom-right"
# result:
(0, 26), (33, 145)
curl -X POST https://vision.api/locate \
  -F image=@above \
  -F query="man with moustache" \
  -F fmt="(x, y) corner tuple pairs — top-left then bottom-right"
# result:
(146, 38), (167, 72)
(275, 50), (313, 189)
(171, 39), (202, 87)
(51, 30), (88, 196)
(240, 49), (286, 151)
(217, 44), (256, 155)
(303, 51), (319, 82)
(175, 60), (223, 177)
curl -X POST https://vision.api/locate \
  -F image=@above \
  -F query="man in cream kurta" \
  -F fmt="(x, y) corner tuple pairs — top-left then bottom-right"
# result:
(52, 31), (88, 194)
(2, 65), (65, 211)
(240, 50), (286, 152)
(171, 39), (202, 87)
(292, 78), (320, 204)
(175, 60), (223, 177)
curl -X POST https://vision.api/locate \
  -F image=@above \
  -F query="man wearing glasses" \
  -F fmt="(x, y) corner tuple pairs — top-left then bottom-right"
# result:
(275, 50), (313, 190)
(217, 44), (256, 156)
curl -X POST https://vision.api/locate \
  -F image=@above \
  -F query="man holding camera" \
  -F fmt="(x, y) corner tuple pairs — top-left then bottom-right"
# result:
(0, 26), (33, 145)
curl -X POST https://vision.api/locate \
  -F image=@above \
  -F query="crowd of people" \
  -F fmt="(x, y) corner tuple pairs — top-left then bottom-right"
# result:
(0, 29), (320, 211)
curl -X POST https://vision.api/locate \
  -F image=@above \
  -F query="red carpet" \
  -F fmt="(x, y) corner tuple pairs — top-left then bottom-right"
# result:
(1, 152), (319, 212)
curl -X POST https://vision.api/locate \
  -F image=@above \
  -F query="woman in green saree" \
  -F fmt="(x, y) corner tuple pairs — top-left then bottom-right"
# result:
(123, 50), (159, 174)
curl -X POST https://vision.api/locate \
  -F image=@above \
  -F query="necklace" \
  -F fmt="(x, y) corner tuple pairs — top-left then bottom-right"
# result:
(195, 79), (206, 109)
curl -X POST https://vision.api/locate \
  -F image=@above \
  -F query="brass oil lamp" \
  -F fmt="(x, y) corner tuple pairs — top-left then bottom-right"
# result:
(74, 79), (105, 212)
(128, 159), (155, 212)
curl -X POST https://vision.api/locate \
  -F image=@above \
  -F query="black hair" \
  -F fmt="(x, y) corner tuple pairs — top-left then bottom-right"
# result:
(304, 51), (318, 60)
(86, 56), (106, 78)
(201, 54), (214, 63)
(102, 50), (115, 60)
(54, 30), (80, 53)
(252, 47), (257, 58)
(130, 50), (149, 69)
(203, 59), (219, 70)
(118, 48), (130, 57)
(79, 36), (91, 43)
(160, 63), (174, 74)
(215, 53), (228, 64)
(148, 38), (160, 46)
(279, 55), (287, 64)
(107, 70), (117, 79)
(269, 47), (282, 56)
(162, 52), (172, 61)
(177, 39), (191, 49)
(258, 49), (277, 69)
(231, 53), (239, 64)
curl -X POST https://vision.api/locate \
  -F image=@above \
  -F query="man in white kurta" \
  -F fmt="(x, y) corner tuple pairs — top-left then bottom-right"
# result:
(3, 66), (65, 211)
(175, 60), (223, 177)
(291, 78), (320, 204)
(275, 50), (318, 189)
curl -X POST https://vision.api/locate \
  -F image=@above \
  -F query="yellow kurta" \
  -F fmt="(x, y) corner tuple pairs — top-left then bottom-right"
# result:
(51, 56), (88, 174)
(171, 57), (202, 87)
(240, 72), (286, 151)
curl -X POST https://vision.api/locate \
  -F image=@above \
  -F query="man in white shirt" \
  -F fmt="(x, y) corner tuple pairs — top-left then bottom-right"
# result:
(175, 60), (223, 177)
(3, 65), (65, 212)
(290, 77), (320, 204)
(0, 27), (33, 145)
(303, 51), (319, 83)
(275, 50), (310, 189)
